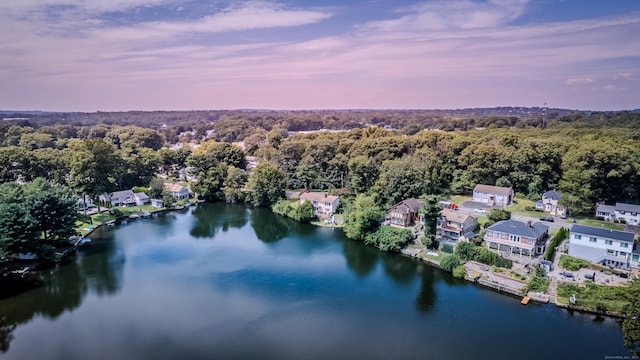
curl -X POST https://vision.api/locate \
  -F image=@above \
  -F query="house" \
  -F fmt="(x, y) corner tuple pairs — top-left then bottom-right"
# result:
(299, 192), (340, 216)
(484, 219), (549, 256)
(77, 196), (93, 211)
(472, 184), (514, 207)
(595, 202), (640, 225)
(164, 183), (190, 199)
(151, 199), (163, 208)
(100, 190), (150, 207)
(536, 190), (566, 216)
(386, 198), (425, 227)
(568, 224), (637, 270)
(437, 209), (477, 241)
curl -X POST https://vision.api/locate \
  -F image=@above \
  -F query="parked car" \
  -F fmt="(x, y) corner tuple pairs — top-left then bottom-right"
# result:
(559, 272), (574, 278)
(474, 208), (486, 214)
(540, 216), (554, 222)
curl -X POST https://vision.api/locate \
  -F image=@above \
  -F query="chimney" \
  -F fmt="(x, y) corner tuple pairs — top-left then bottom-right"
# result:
(527, 221), (532, 228)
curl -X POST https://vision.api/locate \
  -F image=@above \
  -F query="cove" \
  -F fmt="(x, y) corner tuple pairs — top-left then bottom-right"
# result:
(0, 203), (628, 359)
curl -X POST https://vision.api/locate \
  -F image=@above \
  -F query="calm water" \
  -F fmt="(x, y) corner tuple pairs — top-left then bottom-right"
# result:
(0, 204), (628, 359)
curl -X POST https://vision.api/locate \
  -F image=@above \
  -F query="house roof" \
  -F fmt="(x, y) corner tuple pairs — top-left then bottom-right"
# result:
(571, 224), (635, 243)
(135, 192), (149, 200)
(441, 209), (475, 224)
(615, 202), (640, 213)
(473, 184), (513, 195)
(103, 190), (136, 202)
(300, 192), (339, 203)
(596, 204), (616, 214)
(164, 183), (187, 192)
(487, 219), (548, 239)
(390, 198), (425, 214)
(543, 190), (562, 201)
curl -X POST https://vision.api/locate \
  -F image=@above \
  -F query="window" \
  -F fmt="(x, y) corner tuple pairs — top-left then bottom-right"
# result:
(509, 235), (520, 243)
(607, 249), (615, 255)
(621, 242), (629, 248)
(620, 252), (627, 257)
(605, 240), (613, 245)
(589, 237), (597, 243)
(633, 254), (639, 262)
(574, 234), (581, 240)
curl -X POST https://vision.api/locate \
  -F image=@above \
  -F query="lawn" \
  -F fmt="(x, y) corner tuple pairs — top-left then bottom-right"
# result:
(573, 216), (625, 231)
(506, 198), (546, 218)
(557, 282), (630, 313)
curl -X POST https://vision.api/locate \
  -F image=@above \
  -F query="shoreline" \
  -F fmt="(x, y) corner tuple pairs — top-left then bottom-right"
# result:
(398, 246), (627, 319)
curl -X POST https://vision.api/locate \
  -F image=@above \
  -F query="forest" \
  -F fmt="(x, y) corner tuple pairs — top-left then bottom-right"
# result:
(0, 109), (639, 261)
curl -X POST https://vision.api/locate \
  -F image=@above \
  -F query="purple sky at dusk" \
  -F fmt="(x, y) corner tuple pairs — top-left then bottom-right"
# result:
(1, 0), (639, 112)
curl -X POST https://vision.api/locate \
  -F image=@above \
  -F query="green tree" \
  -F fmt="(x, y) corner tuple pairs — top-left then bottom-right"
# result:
(347, 155), (379, 195)
(223, 166), (247, 203)
(624, 278), (640, 355)
(343, 194), (383, 240)
(440, 254), (462, 272)
(292, 200), (317, 223)
(68, 138), (119, 212)
(421, 195), (442, 237)
(364, 226), (413, 252)
(245, 161), (287, 207)
(454, 241), (478, 262)
(192, 164), (228, 202)
(487, 209), (511, 222)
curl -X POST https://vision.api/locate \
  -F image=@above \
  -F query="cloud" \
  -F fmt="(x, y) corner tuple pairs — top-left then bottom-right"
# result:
(565, 77), (595, 86)
(604, 85), (617, 91)
(359, 0), (529, 32)
(613, 72), (633, 80)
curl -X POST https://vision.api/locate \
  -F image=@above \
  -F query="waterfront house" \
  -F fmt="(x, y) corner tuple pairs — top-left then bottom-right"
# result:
(164, 183), (190, 199)
(568, 224), (638, 270)
(595, 202), (640, 225)
(484, 219), (549, 256)
(77, 196), (93, 211)
(151, 199), (163, 208)
(299, 192), (340, 216)
(100, 190), (150, 207)
(387, 198), (424, 227)
(437, 209), (477, 241)
(472, 184), (514, 207)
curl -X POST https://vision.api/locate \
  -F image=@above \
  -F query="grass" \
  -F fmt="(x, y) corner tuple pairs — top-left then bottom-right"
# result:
(559, 254), (592, 271)
(557, 282), (630, 313)
(506, 198), (546, 218)
(572, 216), (625, 231)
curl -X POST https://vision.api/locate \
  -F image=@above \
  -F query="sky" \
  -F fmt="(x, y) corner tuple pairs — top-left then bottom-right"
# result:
(0, 0), (639, 112)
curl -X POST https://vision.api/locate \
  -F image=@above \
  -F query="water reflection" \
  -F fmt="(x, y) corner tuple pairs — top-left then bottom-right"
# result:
(0, 226), (124, 353)
(415, 264), (437, 314)
(250, 208), (291, 243)
(342, 237), (379, 278)
(380, 252), (419, 286)
(190, 203), (248, 238)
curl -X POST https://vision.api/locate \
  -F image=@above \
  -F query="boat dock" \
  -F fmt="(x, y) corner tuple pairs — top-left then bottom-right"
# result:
(521, 296), (530, 305)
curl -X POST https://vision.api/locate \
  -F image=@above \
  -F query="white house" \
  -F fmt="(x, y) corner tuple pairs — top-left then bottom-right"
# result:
(100, 190), (150, 207)
(535, 190), (566, 216)
(484, 219), (549, 256)
(164, 183), (190, 199)
(595, 202), (640, 225)
(472, 184), (514, 207)
(299, 192), (340, 216)
(568, 224), (638, 270)
(437, 209), (477, 241)
(77, 196), (94, 211)
(151, 199), (163, 208)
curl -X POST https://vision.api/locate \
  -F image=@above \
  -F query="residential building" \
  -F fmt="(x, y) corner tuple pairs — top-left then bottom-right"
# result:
(386, 198), (424, 227)
(472, 184), (514, 207)
(99, 190), (150, 207)
(437, 209), (477, 241)
(568, 224), (638, 270)
(535, 190), (566, 216)
(77, 196), (93, 211)
(595, 202), (640, 225)
(151, 199), (163, 208)
(164, 183), (190, 199)
(299, 192), (340, 216)
(484, 219), (549, 256)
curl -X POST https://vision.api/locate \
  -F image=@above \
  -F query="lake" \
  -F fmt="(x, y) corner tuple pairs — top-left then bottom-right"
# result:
(0, 203), (629, 359)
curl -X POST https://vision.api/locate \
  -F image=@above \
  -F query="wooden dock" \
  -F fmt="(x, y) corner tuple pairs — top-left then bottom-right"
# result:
(521, 296), (531, 305)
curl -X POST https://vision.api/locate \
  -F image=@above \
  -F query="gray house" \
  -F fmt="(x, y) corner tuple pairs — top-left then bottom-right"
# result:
(484, 219), (549, 256)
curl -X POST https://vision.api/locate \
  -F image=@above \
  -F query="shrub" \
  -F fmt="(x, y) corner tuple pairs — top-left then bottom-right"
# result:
(560, 254), (591, 271)
(364, 226), (413, 252)
(544, 227), (569, 261)
(487, 209), (511, 222)
(440, 243), (454, 253)
(528, 266), (549, 292)
(440, 254), (461, 272)
(453, 265), (466, 279)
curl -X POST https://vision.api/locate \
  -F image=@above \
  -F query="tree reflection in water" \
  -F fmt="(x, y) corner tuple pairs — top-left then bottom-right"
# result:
(190, 203), (248, 239)
(250, 207), (291, 243)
